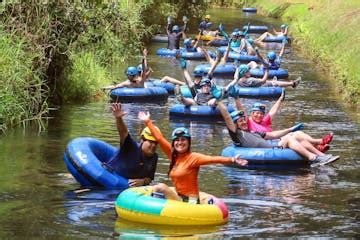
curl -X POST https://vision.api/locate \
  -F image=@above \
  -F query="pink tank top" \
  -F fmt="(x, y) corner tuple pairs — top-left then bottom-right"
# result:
(248, 114), (272, 132)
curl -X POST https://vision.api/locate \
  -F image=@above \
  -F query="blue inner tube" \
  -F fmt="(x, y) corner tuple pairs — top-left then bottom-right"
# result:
(156, 48), (215, 60)
(233, 85), (284, 99)
(145, 79), (175, 94)
(263, 36), (291, 43)
(250, 68), (289, 79)
(194, 64), (236, 77)
(207, 39), (229, 47)
(64, 137), (129, 189)
(242, 7), (257, 13)
(222, 144), (308, 169)
(152, 34), (168, 43)
(169, 104), (235, 119)
(242, 25), (268, 33)
(110, 87), (168, 103)
(228, 52), (260, 62)
(193, 64), (289, 78)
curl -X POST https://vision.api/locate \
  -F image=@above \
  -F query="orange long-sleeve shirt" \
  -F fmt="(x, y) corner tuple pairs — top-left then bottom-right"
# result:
(146, 120), (233, 196)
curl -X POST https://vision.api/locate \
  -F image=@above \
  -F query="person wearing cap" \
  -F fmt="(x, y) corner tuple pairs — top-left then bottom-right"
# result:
(104, 103), (159, 187)
(217, 100), (338, 166)
(166, 16), (187, 50)
(107, 49), (149, 89)
(138, 111), (247, 203)
(180, 77), (218, 107)
(198, 14), (213, 33)
(248, 39), (287, 70)
(255, 24), (289, 42)
(235, 91), (285, 133)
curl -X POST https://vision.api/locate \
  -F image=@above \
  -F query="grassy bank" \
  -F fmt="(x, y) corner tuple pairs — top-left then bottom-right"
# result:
(212, 0), (360, 110)
(0, 1), (205, 132)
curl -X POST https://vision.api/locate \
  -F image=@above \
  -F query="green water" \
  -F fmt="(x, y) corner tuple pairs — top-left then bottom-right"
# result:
(0, 8), (359, 239)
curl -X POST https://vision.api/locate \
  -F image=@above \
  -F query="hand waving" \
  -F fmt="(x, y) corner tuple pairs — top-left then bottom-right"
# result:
(138, 111), (151, 123)
(111, 103), (127, 118)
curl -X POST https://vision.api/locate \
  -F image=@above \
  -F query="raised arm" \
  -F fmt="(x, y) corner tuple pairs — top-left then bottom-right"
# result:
(278, 40), (286, 58)
(111, 103), (128, 146)
(268, 90), (285, 119)
(138, 111), (172, 159)
(199, 46), (215, 65)
(218, 101), (237, 133)
(264, 123), (304, 140)
(234, 98), (247, 116)
(139, 49), (150, 83)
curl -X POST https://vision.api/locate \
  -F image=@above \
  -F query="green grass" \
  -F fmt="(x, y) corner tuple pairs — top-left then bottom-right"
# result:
(0, 30), (47, 132)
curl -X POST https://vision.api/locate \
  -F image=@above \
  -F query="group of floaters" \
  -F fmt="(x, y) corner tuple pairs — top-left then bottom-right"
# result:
(64, 8), (341, 227)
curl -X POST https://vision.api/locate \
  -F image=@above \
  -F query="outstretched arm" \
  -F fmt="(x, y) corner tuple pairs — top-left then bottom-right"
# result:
(111, 103), (128, 146)
(268, 90), (284, 119)
(264, 123), (304, 140)
(218, 101), (237, 133)
(138, 111), (172, 159)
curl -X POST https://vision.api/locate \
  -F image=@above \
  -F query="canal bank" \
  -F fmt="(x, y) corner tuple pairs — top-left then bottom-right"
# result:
(212, 0), (360, 115)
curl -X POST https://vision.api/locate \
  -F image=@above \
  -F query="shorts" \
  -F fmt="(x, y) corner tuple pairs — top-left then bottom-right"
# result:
(178, 193), (200, 204)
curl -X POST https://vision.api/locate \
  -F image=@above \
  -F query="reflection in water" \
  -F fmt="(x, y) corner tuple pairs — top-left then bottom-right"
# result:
(0, 7), (359, 239)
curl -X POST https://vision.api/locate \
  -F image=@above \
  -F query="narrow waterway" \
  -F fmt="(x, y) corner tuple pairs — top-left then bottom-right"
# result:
(0, 8), (359, 239)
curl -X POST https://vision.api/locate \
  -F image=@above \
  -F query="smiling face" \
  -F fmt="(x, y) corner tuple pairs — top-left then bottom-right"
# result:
(173, 136), (190, 154)
(251, 110), (265, 123)
(236, 116), (248, 131)
(141, 139), (158, 157)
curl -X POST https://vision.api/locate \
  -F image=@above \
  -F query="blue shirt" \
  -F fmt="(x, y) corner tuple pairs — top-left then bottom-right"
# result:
(199, 21), (212, 30)
(268, 57), (281, 70)
(106, 134), (158, 179)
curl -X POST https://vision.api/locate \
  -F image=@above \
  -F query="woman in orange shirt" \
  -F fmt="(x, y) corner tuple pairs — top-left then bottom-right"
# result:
(138, 111), (248, 204)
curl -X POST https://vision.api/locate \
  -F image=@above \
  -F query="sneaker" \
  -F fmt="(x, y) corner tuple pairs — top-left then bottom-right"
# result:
(310, 154), (333, 167)
(322, 132), (334, 145)
(292, 77), (301, 88)
(311, 155), (340, 167)
(311, 154), (340, 167)
(317, 144), (330, 153)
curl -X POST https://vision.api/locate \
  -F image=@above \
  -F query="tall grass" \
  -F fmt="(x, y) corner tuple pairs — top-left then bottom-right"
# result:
(59, 51), (111, 103)
(0, 30), (48, 132)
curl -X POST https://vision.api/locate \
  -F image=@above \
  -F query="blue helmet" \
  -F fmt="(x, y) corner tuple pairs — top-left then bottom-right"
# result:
(172, 25), (180, 32)
(237, 31), (245, 37)
(199, 78), (211, 87)
(231, 31), (239, 37)
(184, 38), (192, 47)
(230, 110), (245, 123)
(267, 51), (277, 60)
(251, 102), (266, 113)
(193, 69), (203, 77)
(237, 64), (250, 77)
(126, 66), (138, 76)
(171, 127), (191, 140)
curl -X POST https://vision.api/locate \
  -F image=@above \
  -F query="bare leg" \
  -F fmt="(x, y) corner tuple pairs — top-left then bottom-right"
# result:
(153, 183), (182, 201)
(291, 131), (322, 145)
(255, 32), (274, 42)
(279, 135), (318, 161)
(181, 97), (196, 106)
(299, 139), (324, 155)
(247, 61), (259, 69)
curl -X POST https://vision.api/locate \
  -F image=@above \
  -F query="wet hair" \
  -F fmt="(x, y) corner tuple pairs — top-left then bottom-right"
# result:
(168, 138), (191, 176)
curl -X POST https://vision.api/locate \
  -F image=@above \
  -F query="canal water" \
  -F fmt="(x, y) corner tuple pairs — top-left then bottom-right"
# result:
(0, 8), (359, 239)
